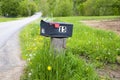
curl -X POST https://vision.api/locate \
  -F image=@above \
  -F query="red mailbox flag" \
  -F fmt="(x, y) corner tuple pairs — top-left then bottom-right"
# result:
(54, 23), (60, 28)
(50, 23), (60, 28)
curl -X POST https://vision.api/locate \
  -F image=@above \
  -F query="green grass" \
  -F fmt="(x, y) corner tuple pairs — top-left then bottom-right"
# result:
(0, 17), (24, 22)
(55, 16), (120, 63)
(55, 16), (120, 21)
(20, 16), (120, 80)
(21, 46), (99, 80)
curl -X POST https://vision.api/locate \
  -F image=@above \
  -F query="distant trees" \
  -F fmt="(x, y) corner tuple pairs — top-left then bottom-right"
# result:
(39, 0), (120, 16)
(0, 0), (120, 17)
(83, 0), (120, 16)
(1, 0), (20, 17)
(19, 0), (37, 16)
(73, 0), (87, 15)
(0, 1), (2, 16)
(0, 0), (38, 17)
(53, 0), (73, 16)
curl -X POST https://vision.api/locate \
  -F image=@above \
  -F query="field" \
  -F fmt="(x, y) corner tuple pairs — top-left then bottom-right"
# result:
(82, 19), (120, 34)
(0, 17), (23, 22)
(20, 16), (120, 80)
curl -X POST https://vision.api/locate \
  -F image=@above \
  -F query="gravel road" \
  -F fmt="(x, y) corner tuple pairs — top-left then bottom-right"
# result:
(0, 12), (42, 80)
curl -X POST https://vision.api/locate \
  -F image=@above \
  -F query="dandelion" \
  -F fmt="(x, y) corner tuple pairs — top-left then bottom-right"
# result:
(29, 54), (32, 57)
(28, 72), (32, 77)
(47, 66), (52, 71)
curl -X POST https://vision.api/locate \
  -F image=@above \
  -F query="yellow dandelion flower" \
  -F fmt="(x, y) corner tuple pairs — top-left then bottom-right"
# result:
(47, 66), (52, 71)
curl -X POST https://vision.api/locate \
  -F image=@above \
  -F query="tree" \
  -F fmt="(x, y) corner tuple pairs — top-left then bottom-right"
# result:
(112, 0), (120, 15)
(53, 0), (73, 16)
(39, 0), (50, 16)
(19, 0), (37, 16)
(0, 1), (2, 16)
(1, 0), (21, 17)
(73, 0), (87, 15)
(47, 0), (56, 16)
(83, 0), (120, 16)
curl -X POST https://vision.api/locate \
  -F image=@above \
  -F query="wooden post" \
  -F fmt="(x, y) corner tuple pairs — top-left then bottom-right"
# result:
(50, 37), (66, 53)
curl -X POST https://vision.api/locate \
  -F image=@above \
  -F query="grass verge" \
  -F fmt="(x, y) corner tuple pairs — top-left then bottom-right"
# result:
(0, 17), (24, 22)
(20, 16), (120, 80)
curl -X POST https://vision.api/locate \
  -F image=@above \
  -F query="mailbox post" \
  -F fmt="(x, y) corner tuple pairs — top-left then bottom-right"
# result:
(40, 20), (73, 53)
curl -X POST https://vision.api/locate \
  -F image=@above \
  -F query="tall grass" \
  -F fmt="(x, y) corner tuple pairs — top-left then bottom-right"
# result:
(20, 20), (44, 59)
(55, 16), (120, 63)
(20, 16), (120, 80)
(21, 43), (99, 80)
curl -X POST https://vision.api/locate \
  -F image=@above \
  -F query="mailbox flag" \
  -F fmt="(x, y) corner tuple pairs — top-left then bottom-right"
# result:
(54, 23), (60, 28)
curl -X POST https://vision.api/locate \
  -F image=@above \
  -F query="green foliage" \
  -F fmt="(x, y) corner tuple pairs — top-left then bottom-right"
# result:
(19, 0), (37, 16)
(112, 0), (120, 15)
(55, 16), (120, 63)
(0, 1), (2, 16)
(1, 0), (120, 17)
(73, 0), (87, 15)
(20, 20), (43, 59)
(20, 21), (99, 79)
(83, 0), (120, 16)
(39, 0), (120, 16)
(1, 0), (20, 17)
(21, 48), (99, 80)
(0, 0), (38, 17)
(39, 0), (73, 17)
(20, 16), (120, 80)
(53, 0), (73, 16)
(39, 0), (50, 16)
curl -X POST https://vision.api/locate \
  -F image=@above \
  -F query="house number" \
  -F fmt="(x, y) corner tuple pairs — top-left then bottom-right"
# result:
(59, 26), (67, 33)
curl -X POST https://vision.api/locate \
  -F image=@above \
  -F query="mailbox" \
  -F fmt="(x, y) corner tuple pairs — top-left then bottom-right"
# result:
(40, 20), (73, 38)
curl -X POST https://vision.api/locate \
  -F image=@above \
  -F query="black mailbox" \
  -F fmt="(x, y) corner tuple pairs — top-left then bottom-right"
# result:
(40, 20), (73, 38)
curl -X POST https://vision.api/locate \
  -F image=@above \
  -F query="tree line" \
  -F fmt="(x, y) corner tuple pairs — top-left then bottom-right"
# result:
(40, 0), (120, 16)
(0, 0), (120, 17)
(0, 0), (38, 17)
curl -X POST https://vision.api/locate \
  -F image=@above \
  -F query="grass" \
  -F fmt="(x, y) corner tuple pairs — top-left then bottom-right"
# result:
(20, 16), (120, 80)
(21, 46), (99, 80)
(55, 16), (120, 63)
(0, 17), (24, 22)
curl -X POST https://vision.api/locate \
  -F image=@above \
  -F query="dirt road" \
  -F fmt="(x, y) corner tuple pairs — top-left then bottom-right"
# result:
(0, 12), (42, 80)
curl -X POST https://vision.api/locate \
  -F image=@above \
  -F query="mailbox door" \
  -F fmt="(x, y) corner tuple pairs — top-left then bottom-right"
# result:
(40, 20), (73, 38)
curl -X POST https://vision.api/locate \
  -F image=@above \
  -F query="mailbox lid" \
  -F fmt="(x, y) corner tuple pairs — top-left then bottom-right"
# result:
(40, 20), (73, 38)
